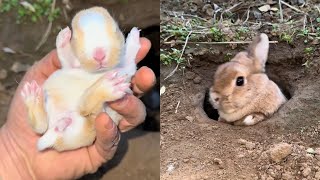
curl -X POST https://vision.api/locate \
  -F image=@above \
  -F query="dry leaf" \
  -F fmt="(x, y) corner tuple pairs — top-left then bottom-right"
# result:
(258, 5), (271, 12)
(160, 85), (166, 96)
(3, 47), (16, 54)
(20, 1), (36, 12)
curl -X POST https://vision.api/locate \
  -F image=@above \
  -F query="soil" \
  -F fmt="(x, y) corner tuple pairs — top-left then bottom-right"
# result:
(160, 0), (320, 179)
(0, 0), (159, 179)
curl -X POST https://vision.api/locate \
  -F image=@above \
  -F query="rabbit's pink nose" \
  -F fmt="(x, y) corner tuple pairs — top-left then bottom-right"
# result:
(93, 48), (105, 62)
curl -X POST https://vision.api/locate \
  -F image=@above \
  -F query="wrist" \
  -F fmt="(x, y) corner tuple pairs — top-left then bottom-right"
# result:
(0, 124), (35, 180)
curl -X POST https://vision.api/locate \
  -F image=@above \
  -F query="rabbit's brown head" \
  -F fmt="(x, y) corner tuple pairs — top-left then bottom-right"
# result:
(209, 34), (270, 115)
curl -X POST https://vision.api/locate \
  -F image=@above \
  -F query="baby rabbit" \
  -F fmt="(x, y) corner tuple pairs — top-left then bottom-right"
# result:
(209, 33), (287, 126)
(21, 7), (141, 151)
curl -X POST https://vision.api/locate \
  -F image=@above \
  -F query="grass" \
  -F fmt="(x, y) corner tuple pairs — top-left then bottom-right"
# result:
(302, 47), (315, 68)
(160, 48), (185, 66)
(160, 3), (320, 68)
(0, 0), (61, 23)
(279, 32), (294, 44)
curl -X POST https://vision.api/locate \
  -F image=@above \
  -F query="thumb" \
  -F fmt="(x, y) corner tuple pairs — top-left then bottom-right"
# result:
(93, 113), (119, 162)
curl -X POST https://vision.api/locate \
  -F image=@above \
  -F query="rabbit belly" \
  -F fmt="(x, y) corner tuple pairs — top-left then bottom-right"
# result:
(43, 69), (102, 126)
(38, 69), (102, 151)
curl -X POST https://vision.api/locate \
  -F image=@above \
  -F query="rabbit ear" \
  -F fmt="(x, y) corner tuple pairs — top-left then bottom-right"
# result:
(247, 33), (269, 72)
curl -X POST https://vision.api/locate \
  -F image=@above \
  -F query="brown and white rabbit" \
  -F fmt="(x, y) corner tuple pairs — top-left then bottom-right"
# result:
(209, 33), (287, 126)
(21, 7), (141, 151)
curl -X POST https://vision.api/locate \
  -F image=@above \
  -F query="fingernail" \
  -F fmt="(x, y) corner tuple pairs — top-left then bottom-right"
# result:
(105, 119), (115, 130)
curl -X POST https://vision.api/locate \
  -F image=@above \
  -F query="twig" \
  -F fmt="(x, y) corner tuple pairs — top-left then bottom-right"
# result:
(310, 16), (314, 33)
(35, 0), (56, 51)
(279, 0), (283, 22)
(62, 7), (69, 22)
(164, 40), (279, 45)
(175, 100), (180, 114)
(225, 2), (242, 13)
(180, 14), (208, 22)
(280, 0), (306, 14)
(243, 8), (250, 24)
(163, 10), (209, 22)
(164, 30), (192, 80)
(303, 14), (307, 32)
(219, 2), (242, 25)
(316, 6), (320, 14)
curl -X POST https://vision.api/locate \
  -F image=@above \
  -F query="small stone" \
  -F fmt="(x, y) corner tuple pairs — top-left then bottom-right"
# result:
(238, 139), (247, 145)
(10, 62), (31, 73)
(269, 143), (292, 163)
(183, 158), (190, 163)
(206, 126), (213, 131)
(202, 4), (213, 16)
(307, 148), (315, 154)
(266, 176), (274, 180)
(302, 167), (312, 177)
(189, 4), (197, 13)
(0, 69), (7, 80)
(166, 163), (175, 173)
(245, 142), (256, 150)
(193, 76), (202, 84)
(237, 139), (256, 150)
(213, 158), (223, 165)
(217, 170), (224, 175)
(315, 171), (320, 180)
(185, 71), (196, 80)
(282, 172), (293, 180)
(186, 116), (194, 122)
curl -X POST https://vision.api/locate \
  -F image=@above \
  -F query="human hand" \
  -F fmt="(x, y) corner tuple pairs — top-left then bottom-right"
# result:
(0, 38), (155, 180)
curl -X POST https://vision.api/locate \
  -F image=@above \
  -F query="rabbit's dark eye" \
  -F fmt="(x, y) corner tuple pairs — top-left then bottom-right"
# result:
(236, 76), (244, 86)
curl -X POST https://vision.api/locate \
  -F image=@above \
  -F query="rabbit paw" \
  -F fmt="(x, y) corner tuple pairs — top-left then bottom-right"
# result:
(21, 80), (42, 106)
(56, 27), (71, 48)
(21, 80), (47, 134)
(234, 114), (265, 126)
(103, 70), (131, 101)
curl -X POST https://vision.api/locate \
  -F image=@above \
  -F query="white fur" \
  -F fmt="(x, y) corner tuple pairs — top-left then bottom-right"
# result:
(56, 27), (80, 68)
(118, 27), (140, 77)
(208, 89), (219, 109)
(255, 33), (269, 67)
(37, 128), (58, 151)
(78, 12), (111, 61)
(242, 115), (254, 125)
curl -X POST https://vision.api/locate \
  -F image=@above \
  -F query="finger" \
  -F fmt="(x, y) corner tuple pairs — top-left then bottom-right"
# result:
(135, 37), (151, 64)
(25, 50), (61, 80)
(93, 113), (119, 160)
(108, 95), (146, 132)
(131, 66), (156, 96)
